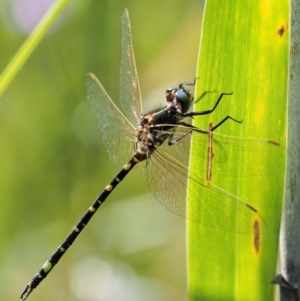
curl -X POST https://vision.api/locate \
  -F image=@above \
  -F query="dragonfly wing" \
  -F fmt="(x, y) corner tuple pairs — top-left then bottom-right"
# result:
(190, 129), (285, 177)
(142, 126), (269, 233)
(162, 124), (285, 177)
(86, 73), (136, 167)
(119, 8), (142, 126)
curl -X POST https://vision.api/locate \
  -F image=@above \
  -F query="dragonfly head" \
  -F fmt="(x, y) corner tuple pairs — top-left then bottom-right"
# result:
(165, 84), (194, 114)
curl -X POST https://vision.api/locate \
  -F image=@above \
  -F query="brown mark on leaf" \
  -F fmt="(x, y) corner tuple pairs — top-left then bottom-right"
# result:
(246, 204), (260, 253)
(278, 23), (288, 37)
(278, 26), (285, 37)
(268, 140), (280, 146)
(253, 220), (260, 254)
(206, 122), (214, 182)
(246, 203), (258, 213)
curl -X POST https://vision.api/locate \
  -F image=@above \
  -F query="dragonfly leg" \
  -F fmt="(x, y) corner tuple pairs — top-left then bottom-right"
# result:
(167, 129), (193, 145)
(210, 116), (242, 132)
(181, 92), (242, 131)
(183, 92), (233, 117)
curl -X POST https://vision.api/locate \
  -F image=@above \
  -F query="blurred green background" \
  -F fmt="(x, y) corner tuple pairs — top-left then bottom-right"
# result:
(0, 0), (203, 300)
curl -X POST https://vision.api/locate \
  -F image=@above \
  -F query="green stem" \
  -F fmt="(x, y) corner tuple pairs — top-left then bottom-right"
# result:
(0, 0), (70, 96)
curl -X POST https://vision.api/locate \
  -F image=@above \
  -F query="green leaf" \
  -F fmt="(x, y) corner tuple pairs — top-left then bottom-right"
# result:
(188, 1), (288, 300)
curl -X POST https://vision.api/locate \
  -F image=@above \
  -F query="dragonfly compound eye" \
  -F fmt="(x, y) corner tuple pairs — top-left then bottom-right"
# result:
(175, 88), (193, 113)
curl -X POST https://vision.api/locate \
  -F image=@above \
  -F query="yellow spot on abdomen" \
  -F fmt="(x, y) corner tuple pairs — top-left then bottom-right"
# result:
(106, 184), (113, 191)
(123, 162), (132, 170)
(133, 156), (140, 163)
(42, 261), (53, 273)
(89, 206), (96, 212)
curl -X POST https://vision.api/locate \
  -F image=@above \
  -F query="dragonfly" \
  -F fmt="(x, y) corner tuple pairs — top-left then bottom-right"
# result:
(20, 8), (284, 300)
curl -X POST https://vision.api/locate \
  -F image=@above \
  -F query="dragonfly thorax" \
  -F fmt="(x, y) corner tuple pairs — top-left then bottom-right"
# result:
(136, 84), (194, 155)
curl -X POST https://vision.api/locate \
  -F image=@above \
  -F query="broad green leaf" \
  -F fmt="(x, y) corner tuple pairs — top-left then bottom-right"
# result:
(188, 1), (288, 300)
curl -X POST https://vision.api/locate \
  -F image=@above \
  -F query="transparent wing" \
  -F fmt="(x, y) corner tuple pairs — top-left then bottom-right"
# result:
(86, 73), (136, 167)
(142, 125), (284, 233)
(153, 124), (285, 177)
(192, 129), (285, 177)
(119, 8), (142, 126)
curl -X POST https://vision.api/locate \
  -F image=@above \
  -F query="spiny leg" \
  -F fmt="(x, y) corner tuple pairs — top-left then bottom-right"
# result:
(210, 116), (242, 132)
(182, 92), (242, 131)
(183, 92), (233, 118)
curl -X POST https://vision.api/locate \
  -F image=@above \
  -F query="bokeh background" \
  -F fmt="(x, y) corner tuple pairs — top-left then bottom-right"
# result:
(0, 0), (203, 300)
